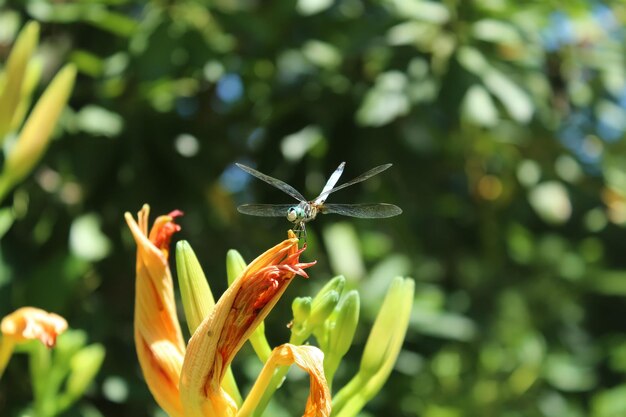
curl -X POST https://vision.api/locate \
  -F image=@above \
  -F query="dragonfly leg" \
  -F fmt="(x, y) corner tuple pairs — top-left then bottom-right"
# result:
(293, 222), (307, 243)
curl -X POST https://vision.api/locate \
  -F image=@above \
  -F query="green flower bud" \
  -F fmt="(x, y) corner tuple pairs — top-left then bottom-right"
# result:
(0, 21), (39, 140)
(292, 296), (312, 324)
(309, 290), (339, 331)
(177, 241), (243, 404)
(176, 240), (215, 334)
(226, 249), (247, 286)
(360, 276), (413, 375)
(0, 63), (76, 202)
(10, 57), (43, 132)
(332, 277), (414, 417)
(324, 290), (360, 382)
(290, 297), (312, 341)
(313, 275), (345, 303)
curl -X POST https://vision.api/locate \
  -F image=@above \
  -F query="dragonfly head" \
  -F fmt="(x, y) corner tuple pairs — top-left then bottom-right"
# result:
(287, 206), (305, 223)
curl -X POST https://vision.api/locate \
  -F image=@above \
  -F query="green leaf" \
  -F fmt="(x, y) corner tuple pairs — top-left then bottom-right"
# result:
(528, 181), (572, 225)
(322, 222), (365, 280)
(57, 344), (106, 413)
(483, 70), (533, 123)
(356, 71), (410, 127)
(472, 19), (522, 44)
(76, 105), (124, 137)
(385, 0), (450, 23)
(69, 213), (112, 261)
(0, 207), (15, 239)
(296, 0), (334, 15)
(461, 85), (498, 127)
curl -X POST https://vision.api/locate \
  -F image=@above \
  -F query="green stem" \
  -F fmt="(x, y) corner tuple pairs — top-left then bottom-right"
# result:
(330, 373), (364, 416)
(0, 336), (15, 380)
(249, 325), (272, 363)
(30, 343), (54, 417)
(236, 351), (279, 417)
(251, 331), (309, 417)
(0, 175), (13, 204)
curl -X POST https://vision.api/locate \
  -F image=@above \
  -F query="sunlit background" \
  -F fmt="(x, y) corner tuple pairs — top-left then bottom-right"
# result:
(2, 0), (626, 416)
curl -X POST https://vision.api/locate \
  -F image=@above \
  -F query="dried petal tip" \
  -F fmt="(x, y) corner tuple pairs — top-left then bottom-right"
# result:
(1, 307), (68, 348)
(151, 211), (183, 252)
(282, 247), (316, 279)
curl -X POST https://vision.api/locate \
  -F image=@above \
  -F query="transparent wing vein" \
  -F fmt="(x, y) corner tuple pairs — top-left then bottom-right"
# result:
(237, 204), (293, 217)
(320, 203), (402, 218)
(236, 163), (305, 202)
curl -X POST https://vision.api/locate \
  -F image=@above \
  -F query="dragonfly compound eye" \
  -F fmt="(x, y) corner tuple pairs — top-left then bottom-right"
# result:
(287, 207), (298, 222)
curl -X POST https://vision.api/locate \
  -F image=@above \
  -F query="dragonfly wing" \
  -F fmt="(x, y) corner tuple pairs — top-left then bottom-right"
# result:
(237, 204), (294, 217)
(316, 163), (392, 202)
(314, 162), (346, 204)
(320, 203), (402, 218)
(236, 163), (305, 202)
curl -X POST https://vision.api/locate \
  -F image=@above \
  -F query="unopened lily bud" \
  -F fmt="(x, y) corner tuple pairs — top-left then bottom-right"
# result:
(360, 277), (413, 374)
(0, 21), (39, 140)
(313, 275), (345, 304)
(309, 290), (339, 331)
(291, 297), (312, 337)
(324, 290), (360, 381)
(226, 249), (247, 286)
(0, 64), (76, 201)
(176, 240), (215, 334)
(309, 276), (344, 329)
(332, 277), (414, 417)
(10, 57), (43, 132)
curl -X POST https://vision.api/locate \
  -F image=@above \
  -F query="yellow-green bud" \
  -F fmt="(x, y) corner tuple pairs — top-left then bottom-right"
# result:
(309, 290), (339, 330)
(313, 275), (345, 303)
(0, 21), (39, 140)
(176, 240), (215, 334)
(360, 277), (413, 374)
(177, 242), (243, 403)
(10, 57), (43, 132)
(0, 64), (76, 201)
(332, 277), (414, 417)
(226, 249), (247, 286)
(290, 297), (312, 341)
(292, 297), (312, 324)
(324, 290), (360, 381)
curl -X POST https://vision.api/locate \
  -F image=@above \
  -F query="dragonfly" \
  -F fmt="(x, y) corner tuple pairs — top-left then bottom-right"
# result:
(236, 162), (402, 238)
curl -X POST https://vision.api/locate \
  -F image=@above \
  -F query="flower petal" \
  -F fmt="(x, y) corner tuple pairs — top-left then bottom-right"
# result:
(0, 307), (67, 348)
(125, 205), (186, 417)
(180, 231), (315, 417)
(238, 344), (331, 417)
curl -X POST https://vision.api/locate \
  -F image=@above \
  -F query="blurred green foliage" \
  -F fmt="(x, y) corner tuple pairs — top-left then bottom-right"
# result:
(1, 0), (626, 416)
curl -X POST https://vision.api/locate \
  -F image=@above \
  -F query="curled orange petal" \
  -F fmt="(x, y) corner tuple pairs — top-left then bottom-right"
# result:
(239, 344), (331, 417)
(180, 231), (316, 417)
(125, 204), (186, 417)
(1, 307), (67, 348)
